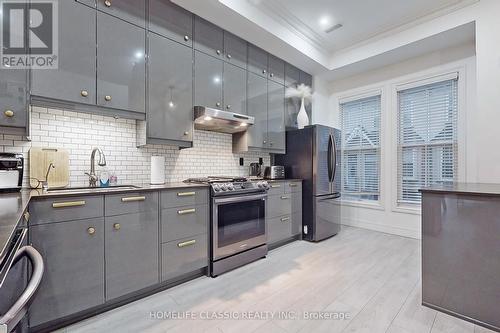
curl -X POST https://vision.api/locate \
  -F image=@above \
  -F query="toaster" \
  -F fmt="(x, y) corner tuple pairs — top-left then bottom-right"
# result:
(0, 153), (24, 192)
(264, 166), (285, 180)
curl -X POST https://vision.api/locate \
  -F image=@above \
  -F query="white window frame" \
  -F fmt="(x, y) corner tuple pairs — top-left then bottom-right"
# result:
(338, 88), (386, 211)
(390, 68), (467, 214)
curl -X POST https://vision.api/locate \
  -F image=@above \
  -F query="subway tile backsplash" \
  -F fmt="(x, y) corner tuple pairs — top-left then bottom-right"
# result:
(0, 106), (270, 187)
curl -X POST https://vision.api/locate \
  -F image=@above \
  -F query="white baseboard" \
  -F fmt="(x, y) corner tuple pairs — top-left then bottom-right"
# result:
(341, 217), (420, 239)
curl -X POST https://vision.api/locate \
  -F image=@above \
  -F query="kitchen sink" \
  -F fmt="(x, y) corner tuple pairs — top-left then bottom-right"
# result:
(46, 185), (142, 194)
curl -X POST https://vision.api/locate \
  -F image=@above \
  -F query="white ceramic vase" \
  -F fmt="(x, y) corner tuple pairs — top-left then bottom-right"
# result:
(297, 97), (309, 129)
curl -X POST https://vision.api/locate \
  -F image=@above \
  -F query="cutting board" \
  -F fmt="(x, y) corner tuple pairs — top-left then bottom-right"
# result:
(29, 148), (70, 189)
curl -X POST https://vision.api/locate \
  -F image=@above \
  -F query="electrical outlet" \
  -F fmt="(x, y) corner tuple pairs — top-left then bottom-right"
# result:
(239, 158), (244, 166)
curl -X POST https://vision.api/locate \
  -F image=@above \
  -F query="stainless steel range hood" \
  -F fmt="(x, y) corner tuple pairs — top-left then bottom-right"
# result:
(194, 106), (254, 134)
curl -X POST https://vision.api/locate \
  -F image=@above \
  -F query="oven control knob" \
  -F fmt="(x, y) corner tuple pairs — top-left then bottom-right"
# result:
(257, 182), (263, 189)
(220, 184), (228, 191)
(227, 183), (234, 191)
(262, 181), (269, 189)
(213, 184), (221, 192)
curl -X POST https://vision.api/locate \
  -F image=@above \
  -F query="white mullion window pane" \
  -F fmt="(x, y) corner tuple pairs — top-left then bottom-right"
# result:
(397, 78), (458, 205)
(340, 95), (381, 202)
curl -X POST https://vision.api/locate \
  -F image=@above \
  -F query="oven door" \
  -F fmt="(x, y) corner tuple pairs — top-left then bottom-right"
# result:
(212, 193), (267, 260)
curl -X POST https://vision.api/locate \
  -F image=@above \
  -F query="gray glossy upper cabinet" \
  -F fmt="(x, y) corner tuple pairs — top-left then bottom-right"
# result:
(29, 217), (105, 327)
(223, 63), (247, 115)
(248, 44), (268, 78)
(105, 211), (159, 300)
(97, 0), (146, 27)
(267, 80), (285, 152)
(194, 16), (224, 58)
(97, 12), (146, 114)
(0, 68), (27, 129)
(285, 63), (300, 87)
(31, 0), (96, 106)
(148, 33), (193, 145)
(149, 0), (193, 46)
(246, 72), (268, 149)
(300, 71), (313, 87)
(223, 32), (247, 69)
(268, 55), (285, 85)
(194, 51), (223, 109)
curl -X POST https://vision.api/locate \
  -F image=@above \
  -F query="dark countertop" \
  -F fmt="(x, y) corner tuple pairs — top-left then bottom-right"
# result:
(419, 183), (500, 196)
(0, 182), (208, 262)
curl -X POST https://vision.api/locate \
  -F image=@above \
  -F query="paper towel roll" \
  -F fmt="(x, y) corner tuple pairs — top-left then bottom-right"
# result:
(151, 155), (165, 185)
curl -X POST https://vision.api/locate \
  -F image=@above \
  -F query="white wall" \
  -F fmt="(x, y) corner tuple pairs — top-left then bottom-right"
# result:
(318, 44), (476, 238)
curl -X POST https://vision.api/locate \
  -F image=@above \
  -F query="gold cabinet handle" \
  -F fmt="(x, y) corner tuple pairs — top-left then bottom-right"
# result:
(184, 35), (189, 42)
(270, 184), (281, 188)
(281, 196), (290, 200)
(177, 192), (195, 197)
(104, 95), (112, 101)
(113, 223), (121, 230)
(184, 131), (189, 136)
(121, 196), (146, 203)
(4, 110), (14, 118)
(289, 183), (298, 187)
(104, 0), (111, 7)
(178, 208), (196, 215)
(87, 227), (96, 235)
(281, 217), (290, 222)
(23, 211), (30, 222)
(177, 239), (196, 248)
(52, 200), (86, 208)
(81, 90), (89, 97)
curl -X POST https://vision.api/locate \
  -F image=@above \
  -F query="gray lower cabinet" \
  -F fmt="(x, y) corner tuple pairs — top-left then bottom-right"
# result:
(246, 72), (268, 149)
(97, 0), (146, 28)
(161, 205), (208, 243)
(149, 0), (193, 46)
(31, 0), (97, 106)
(194, 16), (224, 59)
(148, 33), (193, 145)
(161, 234), (208, 282)
(223, 62), (247, 115)
(267, 80), (285, 152)
(97, 12), (146, 114)
(29, 217), (105, 327)
(248, 44), (268, 77)
(105, 211), (159, 300)
(0, 68), (27, 129)
(223, 32), (247, 69)
(194, 51), (223, 109)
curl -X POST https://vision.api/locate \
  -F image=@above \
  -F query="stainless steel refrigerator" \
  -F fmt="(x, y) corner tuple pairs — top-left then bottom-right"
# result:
(275, 125), (341, 242)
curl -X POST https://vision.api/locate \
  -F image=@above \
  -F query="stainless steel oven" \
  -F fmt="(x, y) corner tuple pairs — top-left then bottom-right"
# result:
(212, 193), (267, 260)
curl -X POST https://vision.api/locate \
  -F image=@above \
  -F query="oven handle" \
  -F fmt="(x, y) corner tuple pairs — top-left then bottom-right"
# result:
(213, 193), (267, 205)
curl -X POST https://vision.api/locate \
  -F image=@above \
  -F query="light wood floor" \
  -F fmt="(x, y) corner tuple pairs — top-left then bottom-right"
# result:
(58, 227), (495, 333)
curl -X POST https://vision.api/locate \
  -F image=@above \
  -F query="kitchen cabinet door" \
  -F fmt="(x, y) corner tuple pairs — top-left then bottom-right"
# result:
(31, 0), (96, 106)
(76, 0), (96, 8)
(29, 218), (105, 327)
(248, 44), (268, 78)
(246, 72), (268, 149)
(194, 51), (223, 109)
(149, 0), (193, 46)
(149, 33), (193, 143)
(194, 16), (224, 58)
(0, 68), (27, 129)
(97, 12), (146, 113)
(223, 32), (247, 69)
(97, 0), (146, 27)
(299, 71), (313, 87)
(268, 55), (285, 85)
(267, 80), (285, 152)
(105, 211), (159, 300)
(285, 63), (300, 87)
(223, 62), (247, 115)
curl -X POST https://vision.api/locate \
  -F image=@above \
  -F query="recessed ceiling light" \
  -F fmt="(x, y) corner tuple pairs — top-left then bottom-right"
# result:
(319, 16), (331, 29)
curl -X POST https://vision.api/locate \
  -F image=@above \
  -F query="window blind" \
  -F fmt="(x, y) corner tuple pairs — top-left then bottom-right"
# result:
(340, 95), (381, 201)
(397, 78), (458, 204)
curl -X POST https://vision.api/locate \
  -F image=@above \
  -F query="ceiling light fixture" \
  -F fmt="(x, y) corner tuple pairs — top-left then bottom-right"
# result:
(325, 23), (343, 34)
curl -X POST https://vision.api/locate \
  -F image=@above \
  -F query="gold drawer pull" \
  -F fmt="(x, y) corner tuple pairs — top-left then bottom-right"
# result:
(178, 208), (196, 215)
(177, 191), (196, 197)
(270, 184), (281, 188)
(281, 196), (290, 200)
(4, 110), (14, 117)
(121, 196), (146, 203)
(87, 227), (96, 235)
(113, 223), (121, 230)
(178, 239), (196, 248)
(289, 183), (299, 187)
(281, 217), (291, 222)
(52, 201), (86, 208)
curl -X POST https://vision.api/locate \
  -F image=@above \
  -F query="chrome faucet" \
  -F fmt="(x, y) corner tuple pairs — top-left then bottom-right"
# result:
(85, 148), (106, 187)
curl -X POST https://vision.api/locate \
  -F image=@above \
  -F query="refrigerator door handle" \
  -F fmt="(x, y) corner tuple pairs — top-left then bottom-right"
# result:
(327, 134), (333, 183)
(331, 132), (337, 183)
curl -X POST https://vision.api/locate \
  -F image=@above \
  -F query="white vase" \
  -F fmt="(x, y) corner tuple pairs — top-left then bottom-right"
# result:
(297, 97), (309, 129)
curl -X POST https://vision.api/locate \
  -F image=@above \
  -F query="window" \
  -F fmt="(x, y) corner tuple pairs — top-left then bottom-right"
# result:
(340, 95), (381, 202)
(397, 77), (458, 204)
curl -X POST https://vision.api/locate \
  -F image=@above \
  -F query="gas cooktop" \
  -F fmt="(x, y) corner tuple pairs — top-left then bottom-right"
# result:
(184, 176), (270, 196)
